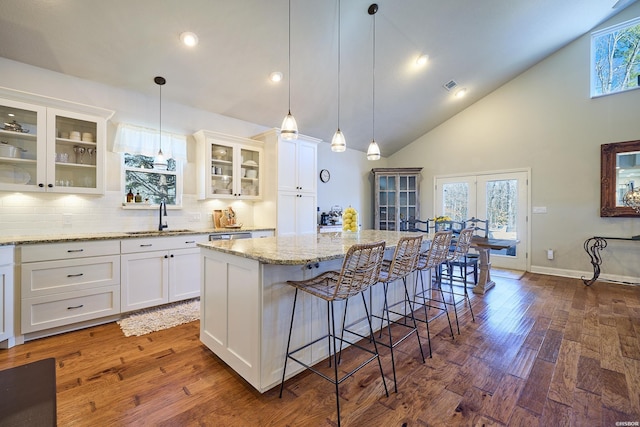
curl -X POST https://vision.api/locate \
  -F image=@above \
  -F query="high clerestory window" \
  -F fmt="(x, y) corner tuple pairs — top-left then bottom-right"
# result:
(591, 16), (640, 97)
(114, 123), (186, 207)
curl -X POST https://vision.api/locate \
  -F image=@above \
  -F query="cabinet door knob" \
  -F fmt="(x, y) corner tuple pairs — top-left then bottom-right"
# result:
(48, 183), (53, 188)
(38, 183), (44, 187)
(170, 254), (174, 258)
(164, 254), (169, 258)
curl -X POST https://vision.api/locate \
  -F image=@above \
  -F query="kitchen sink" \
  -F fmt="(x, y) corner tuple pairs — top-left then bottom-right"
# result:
(125, 229), (194, 235)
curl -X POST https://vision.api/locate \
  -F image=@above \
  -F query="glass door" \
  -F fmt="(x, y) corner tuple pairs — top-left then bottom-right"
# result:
(47, 108), (105, 194)
(209, 140), (234, 198)
(378, 174), (396, 230)
(0, 98), (45, 191)
(436, 171), (528, 270)
(240, 146), (261, 198)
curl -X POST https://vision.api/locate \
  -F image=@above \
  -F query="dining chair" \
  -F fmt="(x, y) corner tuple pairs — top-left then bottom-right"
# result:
(412, 230), (454, 358)
(442, 227), (476, 334)
(279, 241), (389, 427)
(368, 234), (425, 392)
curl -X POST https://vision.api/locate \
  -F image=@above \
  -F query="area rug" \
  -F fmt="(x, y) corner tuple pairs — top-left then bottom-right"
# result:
(117, 298), (200, 337)
(0, 358), (57, 427)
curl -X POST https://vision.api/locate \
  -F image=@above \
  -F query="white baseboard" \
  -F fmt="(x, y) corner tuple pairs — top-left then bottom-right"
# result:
(530, 265), (640, 286)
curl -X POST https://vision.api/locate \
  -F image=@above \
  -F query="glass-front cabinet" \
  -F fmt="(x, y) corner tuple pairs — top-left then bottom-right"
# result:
(47, 109), (105, 193)
(0, 91), (112, 194)
(372, 167), (422, 231)
(194, 130), (263, 200)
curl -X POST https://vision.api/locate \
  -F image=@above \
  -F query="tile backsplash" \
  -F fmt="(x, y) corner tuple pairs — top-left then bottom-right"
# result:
(0, 191), (257, 236)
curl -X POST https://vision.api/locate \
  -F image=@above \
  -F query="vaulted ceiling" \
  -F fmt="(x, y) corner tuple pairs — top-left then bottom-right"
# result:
(0, 0), (637, 156)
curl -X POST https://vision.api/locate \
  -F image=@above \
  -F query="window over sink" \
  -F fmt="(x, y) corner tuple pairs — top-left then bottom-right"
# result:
(122, 153), (182, 206)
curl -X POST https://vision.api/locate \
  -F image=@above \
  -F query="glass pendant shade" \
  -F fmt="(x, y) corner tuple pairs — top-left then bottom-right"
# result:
(367, 139), (381, 160)
(281, 111), (298, 140)
(331, 128), (346, 152)
(153, 148), (168, 170)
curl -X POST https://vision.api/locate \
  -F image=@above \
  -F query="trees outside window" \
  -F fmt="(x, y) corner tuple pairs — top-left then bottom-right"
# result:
(592, 16), (640, 97)
(123, 153), (180, 205)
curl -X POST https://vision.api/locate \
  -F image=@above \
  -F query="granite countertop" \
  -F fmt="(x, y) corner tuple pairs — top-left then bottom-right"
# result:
(0, 226), (275, 246)
(198, 229), (428, 265)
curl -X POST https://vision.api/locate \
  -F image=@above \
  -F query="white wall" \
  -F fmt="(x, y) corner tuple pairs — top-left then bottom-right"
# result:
(389, 3), (640, 281)
(316, 142), (387, 229)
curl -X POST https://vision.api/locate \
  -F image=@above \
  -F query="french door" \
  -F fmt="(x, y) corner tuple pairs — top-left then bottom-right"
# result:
(435, 170), (529, 271)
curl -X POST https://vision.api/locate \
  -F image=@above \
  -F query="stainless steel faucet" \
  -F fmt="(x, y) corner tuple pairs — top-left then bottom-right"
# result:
(159, 199), (168, 231)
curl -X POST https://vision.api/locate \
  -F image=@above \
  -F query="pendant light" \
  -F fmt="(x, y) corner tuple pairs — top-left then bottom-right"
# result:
(153, 76), (168, 170)
(330, 0), (346, 152)
(281, 0), (299, 140)
(367, 4), (381, 161)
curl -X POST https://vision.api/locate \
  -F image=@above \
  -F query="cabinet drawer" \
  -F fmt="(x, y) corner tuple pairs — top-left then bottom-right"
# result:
(21, 255), (120, 298)
(21, 285), (120, 333)
(121, 235), (208, 253)
(20, 240), (121, 262)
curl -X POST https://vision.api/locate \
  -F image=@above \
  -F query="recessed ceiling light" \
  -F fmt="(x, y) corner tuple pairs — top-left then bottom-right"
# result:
(269, 71), (283, 82)
(455, 88), (468, 98)
(416, 54), (429, 66)
(180, 32), (199, 47)
(7, 113), (14, 117)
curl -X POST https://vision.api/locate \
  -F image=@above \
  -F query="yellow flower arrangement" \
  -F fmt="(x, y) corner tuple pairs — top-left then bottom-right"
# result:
(434, 216), (451, 223)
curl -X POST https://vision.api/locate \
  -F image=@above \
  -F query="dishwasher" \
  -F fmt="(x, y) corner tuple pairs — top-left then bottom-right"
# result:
(209, 232), (253, 241)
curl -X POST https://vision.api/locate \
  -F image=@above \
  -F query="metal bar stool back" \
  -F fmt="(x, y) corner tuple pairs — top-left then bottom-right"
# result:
(443, 227), (476, 333)
(279, 241), (389, 427)
(371, 234), (425, 392)
(413, 230), (454, 357)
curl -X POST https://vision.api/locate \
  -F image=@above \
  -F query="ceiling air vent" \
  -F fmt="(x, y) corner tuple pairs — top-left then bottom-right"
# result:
(443, 80), (458, 91)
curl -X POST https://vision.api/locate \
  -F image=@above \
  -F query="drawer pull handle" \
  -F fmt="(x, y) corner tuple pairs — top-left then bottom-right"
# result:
(185, 241), (196, 244)
(140, 244), (153, 247)
(67, 304), (84, 310)
(67, 273), (84, 278)
(67, 249), (84, 253)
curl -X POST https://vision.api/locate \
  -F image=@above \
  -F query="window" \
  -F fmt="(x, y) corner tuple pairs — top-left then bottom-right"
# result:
(591, 16), (640, 97)
(123, 153), (181, 205)
(113, 123), (187, 207)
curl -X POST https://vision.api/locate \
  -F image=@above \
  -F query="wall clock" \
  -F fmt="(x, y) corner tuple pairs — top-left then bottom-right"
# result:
(319, 169), (330, 183)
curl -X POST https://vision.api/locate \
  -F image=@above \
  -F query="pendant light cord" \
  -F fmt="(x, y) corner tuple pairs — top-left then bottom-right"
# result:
(159, 83), (162, 152)
(288, 0), (292, 115)
(372, 9), (376, 140)
(337, 0), (341, 129)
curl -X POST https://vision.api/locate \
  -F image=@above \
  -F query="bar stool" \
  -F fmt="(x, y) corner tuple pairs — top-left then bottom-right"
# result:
(442, 227), (476, 334)
(279, 241), (389, 427)
(412, 230), (454, 358)
(368, 234), (425, 393)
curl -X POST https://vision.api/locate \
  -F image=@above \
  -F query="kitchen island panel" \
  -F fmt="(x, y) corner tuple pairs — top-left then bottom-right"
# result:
(201, 250), (261, 386)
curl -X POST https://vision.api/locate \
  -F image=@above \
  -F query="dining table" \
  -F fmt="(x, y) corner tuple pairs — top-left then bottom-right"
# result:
(471, 236), (519, 294)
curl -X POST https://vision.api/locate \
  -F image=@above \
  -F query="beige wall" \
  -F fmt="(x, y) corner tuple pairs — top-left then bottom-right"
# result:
(389, 3), (640, 281)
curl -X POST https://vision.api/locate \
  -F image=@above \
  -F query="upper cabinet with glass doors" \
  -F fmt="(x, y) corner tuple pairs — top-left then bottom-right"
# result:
(194, 130), (263, 200)
(372, 168), (422, 231)
(0, 88), (113, 194)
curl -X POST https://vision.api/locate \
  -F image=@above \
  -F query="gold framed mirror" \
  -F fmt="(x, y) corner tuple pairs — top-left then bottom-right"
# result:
(601, 139), (640, 217)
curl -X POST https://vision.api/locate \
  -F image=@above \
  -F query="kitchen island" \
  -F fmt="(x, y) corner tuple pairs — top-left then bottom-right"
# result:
(198, 230), (425, 392)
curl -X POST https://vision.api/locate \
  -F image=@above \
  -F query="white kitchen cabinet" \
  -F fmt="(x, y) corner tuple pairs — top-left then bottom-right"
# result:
(120, 235), (207, 312)
(0, 246), (15, 347)
(0, 89), (113, 194)
(19, 240), (121, 334)
(194, 130), (263, 200)
(277, 192), (317, 235)
(252, 129), (320, 236)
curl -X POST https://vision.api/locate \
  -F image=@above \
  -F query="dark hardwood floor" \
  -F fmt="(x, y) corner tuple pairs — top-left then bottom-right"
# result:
(1, 272), (639, 426)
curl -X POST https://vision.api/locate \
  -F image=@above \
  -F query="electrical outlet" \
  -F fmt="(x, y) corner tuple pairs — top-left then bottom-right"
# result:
(189, 213), (201, 222)
(63, 213), (72, 225)
(532, 206), (547, 214)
